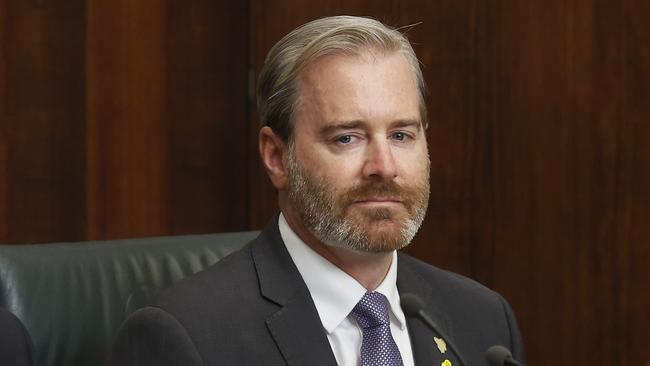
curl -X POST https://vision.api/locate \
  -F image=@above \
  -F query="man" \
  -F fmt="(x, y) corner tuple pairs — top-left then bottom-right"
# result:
(107, 16), (524, 366)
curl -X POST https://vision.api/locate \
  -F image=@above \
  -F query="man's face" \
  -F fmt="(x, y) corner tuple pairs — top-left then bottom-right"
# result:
(285, 51), (430, 253)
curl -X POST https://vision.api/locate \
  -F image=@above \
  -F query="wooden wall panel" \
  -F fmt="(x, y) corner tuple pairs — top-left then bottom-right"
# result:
(0, 0), (7, 240)
(85, 0), (171, 239)
(1, 0), (87, 243)
(166, 0), (250, 234)
(490, 1), (617, 363)
(1, 0), (250, 242)
(487, 1), (649, 364)
(621, 0), (650, 361)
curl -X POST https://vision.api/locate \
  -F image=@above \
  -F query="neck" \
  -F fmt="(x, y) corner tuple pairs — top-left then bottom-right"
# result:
(280, 200), (394, 291)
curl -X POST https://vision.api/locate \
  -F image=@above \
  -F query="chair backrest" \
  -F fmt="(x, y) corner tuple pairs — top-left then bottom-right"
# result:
(0, 231), (258, 366)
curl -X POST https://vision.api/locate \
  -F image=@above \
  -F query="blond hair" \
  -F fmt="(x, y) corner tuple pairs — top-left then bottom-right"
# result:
(257, 15), (427, 141)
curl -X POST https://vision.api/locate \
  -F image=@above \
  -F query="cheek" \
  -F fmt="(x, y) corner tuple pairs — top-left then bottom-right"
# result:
(397, 147), (429, 179)
(300, 147), (364, 182)
(315, 161), (360, 190)
(413, 156), (430, 178)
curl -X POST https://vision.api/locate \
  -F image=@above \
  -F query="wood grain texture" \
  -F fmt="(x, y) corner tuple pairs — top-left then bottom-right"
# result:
(487, 1), (649, 364)
(84, 0), (250, 239)
(0, 0), (7, 240)
(166, 0), (250, 234)
(1, 0), (87, 243)
(85, 0), (171, 239)
(1, 0), (250, 241)
(620, 0), (650, 362)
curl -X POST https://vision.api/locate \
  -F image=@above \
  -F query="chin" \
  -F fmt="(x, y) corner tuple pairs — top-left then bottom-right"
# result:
(369, 232), (412, 251)
(350, 206), (408, 223)
(350, 225), (412, 253)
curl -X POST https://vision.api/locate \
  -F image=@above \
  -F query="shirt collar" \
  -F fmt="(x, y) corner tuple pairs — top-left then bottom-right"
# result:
(278, 213), (407, 334)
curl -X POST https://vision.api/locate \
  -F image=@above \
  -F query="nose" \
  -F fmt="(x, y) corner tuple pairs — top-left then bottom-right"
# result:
(362, 139), (398, 181)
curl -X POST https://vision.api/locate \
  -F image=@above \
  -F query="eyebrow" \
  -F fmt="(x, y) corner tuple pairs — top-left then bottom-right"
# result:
(317, 119), (422, 136)
(391, 119), (422, 131)
(317, 120), (363, 137)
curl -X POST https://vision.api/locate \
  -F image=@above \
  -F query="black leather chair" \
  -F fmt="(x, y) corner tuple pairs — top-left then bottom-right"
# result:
(0, 231), (258, 366)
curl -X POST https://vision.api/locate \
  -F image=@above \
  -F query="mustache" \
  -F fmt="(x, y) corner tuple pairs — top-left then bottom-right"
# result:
(340, 181), (427, 208)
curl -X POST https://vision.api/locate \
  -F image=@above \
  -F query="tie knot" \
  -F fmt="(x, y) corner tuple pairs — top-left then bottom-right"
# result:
(350, 292), (391, 329)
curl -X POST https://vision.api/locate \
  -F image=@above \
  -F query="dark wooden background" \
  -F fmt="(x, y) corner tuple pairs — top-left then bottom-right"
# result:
(1, 1), (648, 365)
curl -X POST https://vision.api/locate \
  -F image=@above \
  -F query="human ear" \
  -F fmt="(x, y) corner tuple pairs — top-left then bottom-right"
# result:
(259, 126), (288, 189)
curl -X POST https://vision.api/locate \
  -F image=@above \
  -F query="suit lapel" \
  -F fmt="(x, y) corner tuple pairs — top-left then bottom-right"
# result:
(251, 217), (338, 366)
(265, 295), (338, 366)
(397, 254), (460, 366)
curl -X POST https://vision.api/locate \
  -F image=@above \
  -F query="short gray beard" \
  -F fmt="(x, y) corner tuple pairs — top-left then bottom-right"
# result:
(285, 142), (429, 253)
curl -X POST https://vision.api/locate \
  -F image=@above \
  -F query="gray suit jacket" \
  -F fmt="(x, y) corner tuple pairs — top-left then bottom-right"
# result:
(107, 217), (524, 366)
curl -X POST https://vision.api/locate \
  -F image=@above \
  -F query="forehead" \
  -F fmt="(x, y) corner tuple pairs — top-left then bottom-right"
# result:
(294, 51), (421, 130)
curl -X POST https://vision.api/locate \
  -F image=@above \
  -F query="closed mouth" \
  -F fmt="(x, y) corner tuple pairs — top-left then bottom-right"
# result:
(353, 197), (402, 204)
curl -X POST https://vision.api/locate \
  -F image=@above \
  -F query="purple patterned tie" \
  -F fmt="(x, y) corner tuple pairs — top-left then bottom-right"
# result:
(350, 292), (404, 366)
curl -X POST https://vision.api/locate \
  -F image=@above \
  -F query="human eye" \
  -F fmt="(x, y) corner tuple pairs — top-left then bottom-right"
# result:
(390, 131), (414, 143)
(337, 135), (354, 144)
(392, 132), (407, 141)
(333, 134), (361, 146)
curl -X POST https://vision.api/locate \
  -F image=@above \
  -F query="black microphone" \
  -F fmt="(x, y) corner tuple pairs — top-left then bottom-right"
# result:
(485, 345), (525, 366)
(400, 293), (468, 366)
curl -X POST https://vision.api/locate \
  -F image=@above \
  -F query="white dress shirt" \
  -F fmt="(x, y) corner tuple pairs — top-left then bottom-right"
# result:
(279, 213), (415, 366)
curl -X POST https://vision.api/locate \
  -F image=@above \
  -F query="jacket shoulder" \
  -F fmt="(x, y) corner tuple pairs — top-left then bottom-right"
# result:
(398, 253), (498, 298)
(397, 252), (525, 362)
(154, 242), (260, 313)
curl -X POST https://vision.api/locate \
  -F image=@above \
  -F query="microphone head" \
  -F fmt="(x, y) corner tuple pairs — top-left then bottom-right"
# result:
(486, 345), (513, 366)
(400, 293), (425, 317)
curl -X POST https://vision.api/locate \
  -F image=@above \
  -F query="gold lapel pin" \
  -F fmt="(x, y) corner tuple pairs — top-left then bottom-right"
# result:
(434, 336), (447, 354)
(441, 359), (452, 366)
